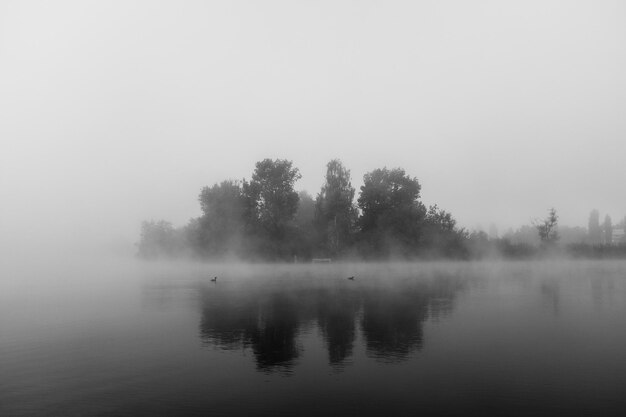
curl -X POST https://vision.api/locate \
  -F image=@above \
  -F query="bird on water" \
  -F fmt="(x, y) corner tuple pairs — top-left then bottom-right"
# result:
(347, 276), (355, 281)
(210, 276), (218, 282)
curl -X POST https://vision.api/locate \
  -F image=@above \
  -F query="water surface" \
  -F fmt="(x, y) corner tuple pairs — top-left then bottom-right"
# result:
(2, 260), (626, 416)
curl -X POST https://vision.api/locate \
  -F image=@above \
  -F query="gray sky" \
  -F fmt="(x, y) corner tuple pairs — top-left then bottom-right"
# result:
(1, 0), (625, 253)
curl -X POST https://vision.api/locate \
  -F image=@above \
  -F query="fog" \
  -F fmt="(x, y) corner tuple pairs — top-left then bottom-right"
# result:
(1, 0), (625, 262)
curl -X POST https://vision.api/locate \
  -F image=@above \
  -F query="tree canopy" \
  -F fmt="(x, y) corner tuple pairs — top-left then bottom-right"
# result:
(357, 168), (426, 256)
(137, 159), (473, 260)
(314, 159), (357, 256)
(245, 159), (301, 237)
(535, 208), (559, 244)
(196, 180), (246, 256)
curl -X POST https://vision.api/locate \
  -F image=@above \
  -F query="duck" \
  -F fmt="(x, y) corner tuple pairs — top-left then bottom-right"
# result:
(210, 276), (218, 282)
(347, 276), (355, 281)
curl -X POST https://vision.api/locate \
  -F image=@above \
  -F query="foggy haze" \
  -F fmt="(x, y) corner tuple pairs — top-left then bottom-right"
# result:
(1, 0), (625, 257)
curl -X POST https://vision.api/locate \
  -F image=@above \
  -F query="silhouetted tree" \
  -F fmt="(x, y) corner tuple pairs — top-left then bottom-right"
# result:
(357, 168), (426, 257)
(314, 159), (357, 256)
(424, 205), (456, 233)
(197, 180), (246, 256)
(243, 159), (302, 258)
(422, 205), (468, 257)
(535, 208), (559, 244)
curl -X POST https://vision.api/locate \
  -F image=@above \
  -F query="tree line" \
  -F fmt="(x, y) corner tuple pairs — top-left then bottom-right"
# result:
(137, 158), (466, 260)
(137, 158), (626, 261)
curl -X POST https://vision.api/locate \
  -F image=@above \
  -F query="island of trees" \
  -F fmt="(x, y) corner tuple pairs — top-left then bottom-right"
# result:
(137, 158), (626, 261)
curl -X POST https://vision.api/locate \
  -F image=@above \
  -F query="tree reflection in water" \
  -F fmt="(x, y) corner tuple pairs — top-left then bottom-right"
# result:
(316, 287), (360, 367)
(250, 293), (301, 371)
(199, 271), (466, 372)
(360, 286), (428, 362)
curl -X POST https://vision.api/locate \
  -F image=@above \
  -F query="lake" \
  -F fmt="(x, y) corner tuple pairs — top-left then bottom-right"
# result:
(2, 259), (626, 416)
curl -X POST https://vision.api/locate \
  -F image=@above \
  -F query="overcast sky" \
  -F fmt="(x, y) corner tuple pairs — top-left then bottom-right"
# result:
(1, 0), (625, 253)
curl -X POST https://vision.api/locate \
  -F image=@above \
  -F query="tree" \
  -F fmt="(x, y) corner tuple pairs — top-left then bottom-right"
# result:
(421, 205), (468, 257)
(137, 220), (181, 258)
(424, 205), (456, 233)
(243, 159), (302, 258)
(603, 215), (613, 245)
(314, 159), (357, 256)
(197, 180), (246, 255)
(293, 190), (316, 260)
(357, 167), (426, 256)
(294, 190), (315, 231)
(466, 230), (491, 259)
(588, 209), (602, 245)
(535, 208), (559, 244)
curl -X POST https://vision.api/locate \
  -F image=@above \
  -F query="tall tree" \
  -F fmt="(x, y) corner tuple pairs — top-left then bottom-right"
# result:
(603, 214), (613, 245)
(197, 180), (246, 255)
(535, 208), (559, 244)
(294, 190), (315, 231)
(243, 159), (301, 256)
(588, 209), (602, 245)
(314, 159), (357, 256)
(357, 167), (426, 256)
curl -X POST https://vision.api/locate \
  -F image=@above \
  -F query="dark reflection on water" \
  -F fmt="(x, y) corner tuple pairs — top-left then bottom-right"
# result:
(199, 286), (304, 373)
(316, 286), (359, 367)
(199, 270), (467, 371)
(540, 279), (561, 315)
(6, 261), (626, 416)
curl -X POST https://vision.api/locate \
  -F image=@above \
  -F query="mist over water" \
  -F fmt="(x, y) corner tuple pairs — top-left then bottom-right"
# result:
(2, 1), (626, 415)
(3, 259), (626, 416)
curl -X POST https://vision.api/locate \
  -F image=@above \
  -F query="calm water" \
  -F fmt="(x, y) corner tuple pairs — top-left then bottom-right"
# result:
(2, 259), (626, 416)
